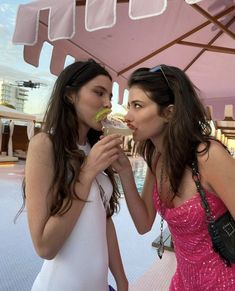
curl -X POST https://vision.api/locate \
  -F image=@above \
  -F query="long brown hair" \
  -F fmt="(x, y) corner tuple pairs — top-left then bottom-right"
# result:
(18, 60), (120, 220)
(128, 65), (212, 199)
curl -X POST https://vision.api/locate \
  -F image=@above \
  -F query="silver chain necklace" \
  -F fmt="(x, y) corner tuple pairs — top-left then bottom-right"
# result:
(157, 158), (172, 259)
(157, 160), (165, 259)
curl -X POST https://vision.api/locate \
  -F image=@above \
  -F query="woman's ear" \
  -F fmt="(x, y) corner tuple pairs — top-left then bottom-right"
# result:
(66, 95), (74, 104)
(163, 104), (174, 121)
(65, 88), (75, 105)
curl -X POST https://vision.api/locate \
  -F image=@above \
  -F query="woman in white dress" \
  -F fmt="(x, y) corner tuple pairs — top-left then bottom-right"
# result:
(22, 60), (128, 291)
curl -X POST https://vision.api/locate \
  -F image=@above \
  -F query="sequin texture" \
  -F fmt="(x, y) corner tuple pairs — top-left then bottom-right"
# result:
(153, 183), (235, 290)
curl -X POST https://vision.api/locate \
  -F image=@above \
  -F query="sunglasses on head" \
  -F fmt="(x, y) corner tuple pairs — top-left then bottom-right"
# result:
(149, 65), (171, 89)
(149, 65), (174, 103)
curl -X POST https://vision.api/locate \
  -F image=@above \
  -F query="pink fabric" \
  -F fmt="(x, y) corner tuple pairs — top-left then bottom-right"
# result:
(185, 0), (204, 3)
(153, 183), (235, 290)
(12, 0), (235, 118)
(12, 0), (76, 45)
(129, 0), (167, 20)
(85, 0), (116, 32)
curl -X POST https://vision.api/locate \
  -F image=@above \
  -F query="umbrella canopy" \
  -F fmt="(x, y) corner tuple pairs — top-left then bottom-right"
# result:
(12, 0), (235, 137)
(0, 105), (36, 121)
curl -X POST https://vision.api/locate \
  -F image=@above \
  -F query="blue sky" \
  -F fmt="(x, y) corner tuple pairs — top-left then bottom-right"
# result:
(0, 0), (124, 116)
(0, 1), (59, 115)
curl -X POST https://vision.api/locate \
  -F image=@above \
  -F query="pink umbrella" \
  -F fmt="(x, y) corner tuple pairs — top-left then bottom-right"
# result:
(12, 0), (235, 132)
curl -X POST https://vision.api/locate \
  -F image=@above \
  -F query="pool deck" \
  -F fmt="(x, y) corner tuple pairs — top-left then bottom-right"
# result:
(0, 158), (176, 290)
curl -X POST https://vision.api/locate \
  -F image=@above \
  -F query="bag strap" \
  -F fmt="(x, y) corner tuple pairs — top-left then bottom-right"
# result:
(191, 160), (215, 224)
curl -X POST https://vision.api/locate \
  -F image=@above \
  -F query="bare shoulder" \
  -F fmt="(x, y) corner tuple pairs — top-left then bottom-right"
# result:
(198, 140), (230, 158)
(29, 132), (52, 147)
(27, 133), (54, 164)
(28, 132), (53, 153)
(197, 140), (232, 168)
(197, 141), (235, 217)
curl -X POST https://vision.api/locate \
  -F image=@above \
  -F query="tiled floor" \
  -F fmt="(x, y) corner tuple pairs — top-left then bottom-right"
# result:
(0, 158), (176, 290)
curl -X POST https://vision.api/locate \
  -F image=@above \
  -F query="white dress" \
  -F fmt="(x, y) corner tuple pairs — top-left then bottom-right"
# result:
(31, 143), (113, 291)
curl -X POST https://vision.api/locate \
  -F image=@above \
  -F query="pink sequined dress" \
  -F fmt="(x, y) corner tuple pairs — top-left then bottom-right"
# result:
(153, 183), (235, 291)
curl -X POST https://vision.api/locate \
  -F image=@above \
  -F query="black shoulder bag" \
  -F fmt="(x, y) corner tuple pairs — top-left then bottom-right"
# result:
(191, 160), (235, 267)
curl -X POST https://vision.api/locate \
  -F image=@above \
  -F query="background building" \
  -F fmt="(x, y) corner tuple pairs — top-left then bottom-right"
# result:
(0, 80), (28, 112)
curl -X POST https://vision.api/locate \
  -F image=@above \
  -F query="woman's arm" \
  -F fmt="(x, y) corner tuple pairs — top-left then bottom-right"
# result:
(119, 167), (157, 234)
(113, 149), (156, 234)
(26, 133), (122, 259)
(199, 141), (235, 219)
(106, 218), (128, 291)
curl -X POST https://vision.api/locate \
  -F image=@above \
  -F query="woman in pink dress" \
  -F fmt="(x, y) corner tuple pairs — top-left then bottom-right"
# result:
(113, 65), (235, 290)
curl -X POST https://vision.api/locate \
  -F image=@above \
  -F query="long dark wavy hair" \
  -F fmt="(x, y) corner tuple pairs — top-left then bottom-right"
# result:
(128, 64), (214, 200)
(18, 60), (120, 220)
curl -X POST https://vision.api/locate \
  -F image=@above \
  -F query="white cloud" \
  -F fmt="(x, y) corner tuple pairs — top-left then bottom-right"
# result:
(0, 23), (7, 36)
(0, 3), (9, 13)
(24, 86), (52, 115)
(0, 62), (56, 115)
(0, 64), (55, 84)
(0, 1), (66, 114)
(8, 15), (17, 27)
